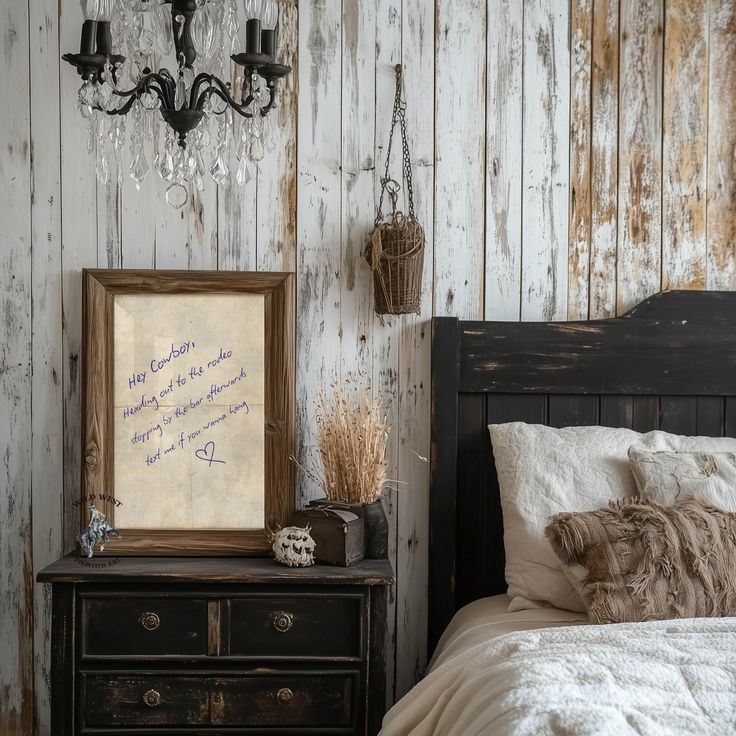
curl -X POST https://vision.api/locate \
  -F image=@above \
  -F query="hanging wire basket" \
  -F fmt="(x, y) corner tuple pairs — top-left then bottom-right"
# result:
(366, 65), (425, 316)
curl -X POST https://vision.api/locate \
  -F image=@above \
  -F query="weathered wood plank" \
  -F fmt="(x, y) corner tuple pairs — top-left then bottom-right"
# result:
(396, 0), (434, 697)
(0, 1), (33, 732)
(616, 0), (663, 313)
(707, 0), (736, 289)
(568, 0), (593, 320)
(29, 0), (64, 731)
(257, 0), (298, 274)
(459, 314), (736, 395)
(662, 0), (708, 289)
(521, 0), (570, 321)
(340, 0), (376, 386)
(589, 0), (619, 318)
(434, 0), (485, 319)
(373, 0), (402, 705)
(296, 0), (342, 505)
(60, 0), (99, 555)
(485, 0), (523, 320)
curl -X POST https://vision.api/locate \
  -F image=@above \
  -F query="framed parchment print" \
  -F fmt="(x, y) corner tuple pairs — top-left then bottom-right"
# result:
(81, 270), (295, 555)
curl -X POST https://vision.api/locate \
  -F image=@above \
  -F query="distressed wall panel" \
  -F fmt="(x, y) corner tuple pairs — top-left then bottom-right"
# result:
(4, 0), (736, 731)
(0, 2), (33, 734)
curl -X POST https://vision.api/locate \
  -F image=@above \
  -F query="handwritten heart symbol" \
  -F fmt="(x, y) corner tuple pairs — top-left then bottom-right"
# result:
(195, 441), (225, 467)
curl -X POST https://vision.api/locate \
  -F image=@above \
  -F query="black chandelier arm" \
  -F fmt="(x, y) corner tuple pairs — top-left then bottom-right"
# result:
(192, 76), (256, 119)
(260, 82), (278, 115)
(114, 72), (176, 110)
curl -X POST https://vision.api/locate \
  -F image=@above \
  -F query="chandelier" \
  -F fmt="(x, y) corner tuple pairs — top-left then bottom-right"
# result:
(63, 0), (292, 208)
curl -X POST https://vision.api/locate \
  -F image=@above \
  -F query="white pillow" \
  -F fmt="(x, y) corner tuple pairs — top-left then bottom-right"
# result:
(489, 422), (736, 613)
(629, 447), (736, 512)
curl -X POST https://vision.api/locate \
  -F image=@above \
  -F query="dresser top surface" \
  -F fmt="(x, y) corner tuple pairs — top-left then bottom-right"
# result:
(38, 555), (395, 585)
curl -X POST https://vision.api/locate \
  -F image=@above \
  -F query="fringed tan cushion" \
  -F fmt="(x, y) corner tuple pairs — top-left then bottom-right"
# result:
(545, 496), (736, 624)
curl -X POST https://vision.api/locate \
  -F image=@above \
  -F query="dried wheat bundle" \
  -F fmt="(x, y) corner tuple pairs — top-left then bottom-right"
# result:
(316, 387), (390, 504)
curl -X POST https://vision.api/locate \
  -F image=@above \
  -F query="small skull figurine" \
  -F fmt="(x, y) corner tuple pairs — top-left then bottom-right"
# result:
(269, 525), (316, 567)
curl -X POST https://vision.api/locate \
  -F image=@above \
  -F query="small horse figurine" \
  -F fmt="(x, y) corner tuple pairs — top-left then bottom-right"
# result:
(78, 505), (121, 558)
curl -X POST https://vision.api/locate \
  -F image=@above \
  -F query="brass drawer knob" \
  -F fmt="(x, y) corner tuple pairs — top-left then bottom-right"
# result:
(277, 687), (294, 704)
(271, 611), (294, 633)
(143, 689), (162, 708)
(139, 612), (160, 631)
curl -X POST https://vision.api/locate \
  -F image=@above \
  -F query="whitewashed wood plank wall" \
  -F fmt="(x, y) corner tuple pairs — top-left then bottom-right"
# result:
(2, 0), (736, 731)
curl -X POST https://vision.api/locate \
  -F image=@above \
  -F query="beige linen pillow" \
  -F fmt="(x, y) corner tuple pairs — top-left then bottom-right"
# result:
(545, 496), (736, 624)
(629, 447), (736, 512)
(489, 422), (736, 613)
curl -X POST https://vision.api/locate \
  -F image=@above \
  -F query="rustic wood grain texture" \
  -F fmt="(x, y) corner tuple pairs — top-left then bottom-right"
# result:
(395, 0), (434, 697)
(521, 0), (570, 321)
(340, 0), (376, 386)
(662, 0), (708, 290)
(707, 0), (736, 289)
(617, 0), (663, 313)
(485, 0), (523, 320)
(28, 0), (64, 731)
(60, 0), (100, 559)
(589, 0), (619, 318)
(257, 0), (298, 274)
(434, 0), (485, 319)
(568, 0), (593, 320)
(373, 0), (402, 705)
(38, 556), (394, 585)
(295, 0), (342, 506)
(0, 2), (33, 733)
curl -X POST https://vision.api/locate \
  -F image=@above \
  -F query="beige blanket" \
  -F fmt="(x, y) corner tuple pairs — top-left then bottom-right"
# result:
(381, 617), (736, 736)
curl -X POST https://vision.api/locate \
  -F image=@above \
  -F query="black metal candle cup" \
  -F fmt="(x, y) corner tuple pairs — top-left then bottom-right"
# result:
(261, 29), (277, 60)
(246, 19), (262, 54)
(80, 20), (98, 55)
(96, 21), (113, 56)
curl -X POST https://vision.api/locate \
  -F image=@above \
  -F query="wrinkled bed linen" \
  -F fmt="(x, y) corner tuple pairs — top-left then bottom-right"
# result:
(382, 608), (736, 736)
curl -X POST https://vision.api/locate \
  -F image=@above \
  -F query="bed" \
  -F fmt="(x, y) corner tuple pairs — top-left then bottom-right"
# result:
(382, 291), (736, 736)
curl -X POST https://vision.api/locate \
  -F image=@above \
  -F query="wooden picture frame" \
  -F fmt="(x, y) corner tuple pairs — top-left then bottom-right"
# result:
(81, 269), (295, 556)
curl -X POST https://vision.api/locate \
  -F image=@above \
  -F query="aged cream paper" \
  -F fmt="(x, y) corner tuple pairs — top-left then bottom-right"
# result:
(113, 293), (265, 529)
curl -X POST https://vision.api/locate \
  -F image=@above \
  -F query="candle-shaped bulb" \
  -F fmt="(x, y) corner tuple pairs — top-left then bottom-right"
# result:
(262, 0), (279, 30)
(243, 0), (262, 20)
(80, 0), (114, 21)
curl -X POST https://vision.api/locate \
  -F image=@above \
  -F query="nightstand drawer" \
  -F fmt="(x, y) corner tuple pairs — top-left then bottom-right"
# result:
(227, 595), (362, 658)
(81, 672), (357, 729)
(211, 672), (356, 728)
(83, 674), (210, 727)
(83, 597), (207, 656)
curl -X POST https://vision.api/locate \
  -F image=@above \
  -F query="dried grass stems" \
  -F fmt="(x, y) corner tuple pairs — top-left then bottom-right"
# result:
(291, 386), (393, 504)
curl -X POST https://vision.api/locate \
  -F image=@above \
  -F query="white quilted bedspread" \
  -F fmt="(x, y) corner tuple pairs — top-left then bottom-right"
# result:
(380, 618), (736, 736)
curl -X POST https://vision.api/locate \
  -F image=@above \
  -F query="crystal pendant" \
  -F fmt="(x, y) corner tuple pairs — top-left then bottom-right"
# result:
(95, 140), (109, 184)
(166, 182), (188, 209)
(248, 137), (265, 163)
(236, 156), (252, 186)
(209, 148), (229, 185)
(224, 0), (240, 49)
(130, 149), (149, 190)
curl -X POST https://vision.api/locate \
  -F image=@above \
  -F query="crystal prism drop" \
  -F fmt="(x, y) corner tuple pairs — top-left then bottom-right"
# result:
(130, 149), (149, 190)
(236, 156), (252, 186)
(248, 137), (265, 163)
(166, 182), (188, 209)
(209, 149), (229, 185)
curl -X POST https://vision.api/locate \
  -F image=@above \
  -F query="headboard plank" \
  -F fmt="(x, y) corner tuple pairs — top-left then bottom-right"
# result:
(429, 291), (736, 656)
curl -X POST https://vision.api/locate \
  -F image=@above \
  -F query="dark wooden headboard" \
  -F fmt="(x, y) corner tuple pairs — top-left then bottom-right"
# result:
(428, 291), (736, 653)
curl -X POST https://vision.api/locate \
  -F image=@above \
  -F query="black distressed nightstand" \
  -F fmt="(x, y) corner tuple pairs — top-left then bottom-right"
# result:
(38, 556), (394, 735)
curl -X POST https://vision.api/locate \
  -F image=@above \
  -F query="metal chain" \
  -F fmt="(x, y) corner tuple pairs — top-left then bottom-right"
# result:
(376, 64), (416, 224)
